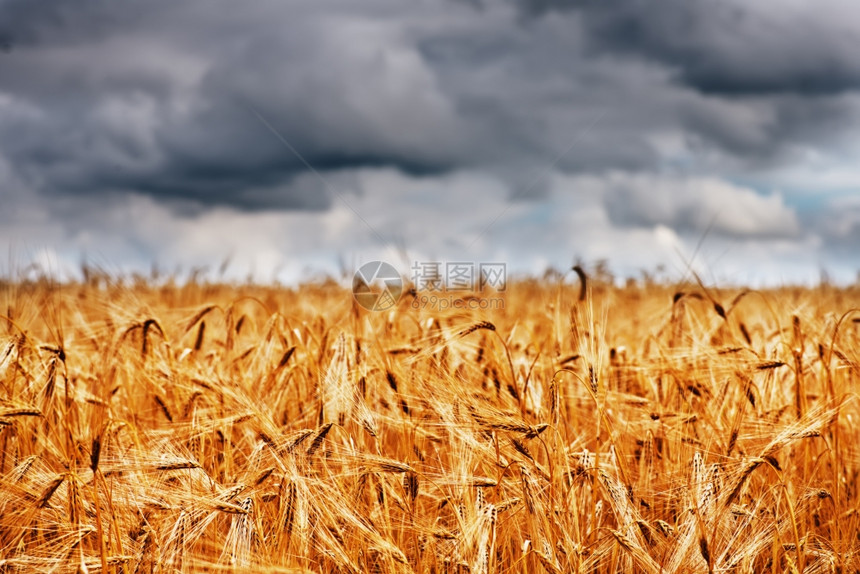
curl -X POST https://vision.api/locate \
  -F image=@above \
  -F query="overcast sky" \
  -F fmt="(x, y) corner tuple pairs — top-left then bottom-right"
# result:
(2, 0), (860, 285)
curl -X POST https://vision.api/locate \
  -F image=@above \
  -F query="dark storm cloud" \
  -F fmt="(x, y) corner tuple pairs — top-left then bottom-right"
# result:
(0, 0), (475, 212)
(513, 0), (860, 96)
(4, 0), (860, 216)
(0, 0), (676, 215)
(2, 0), (860, 284)
(674, 93), (860, 167)
(415, 24), (663, 174)
(0, 0), (137, 46)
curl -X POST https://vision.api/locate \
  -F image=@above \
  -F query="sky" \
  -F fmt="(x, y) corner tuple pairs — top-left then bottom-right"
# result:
(2, 0), (860, 286)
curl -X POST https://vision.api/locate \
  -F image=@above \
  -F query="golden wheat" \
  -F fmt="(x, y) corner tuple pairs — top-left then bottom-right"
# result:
(0, 276), (858, 572)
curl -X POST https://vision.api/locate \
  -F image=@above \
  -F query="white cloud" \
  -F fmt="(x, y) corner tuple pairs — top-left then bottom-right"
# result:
(10, 168), (821, 283)
(602, 173), (800, 239)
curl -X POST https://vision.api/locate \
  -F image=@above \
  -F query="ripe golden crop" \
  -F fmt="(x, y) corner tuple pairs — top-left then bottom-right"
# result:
(0, 277), (858, 572)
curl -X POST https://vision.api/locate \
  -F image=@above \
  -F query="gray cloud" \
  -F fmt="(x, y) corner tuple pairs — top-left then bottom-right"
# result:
(2, 0), (860, 282)
(805, 195), (860, 262)
(0, 0), (474, 212)
(4, 0), (860, 211)
(514, 0), (860, 96)
(601, 173), (800, 240)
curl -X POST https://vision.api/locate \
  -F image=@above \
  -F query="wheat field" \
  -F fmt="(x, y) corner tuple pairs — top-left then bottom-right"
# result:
(1, 273), (859, 573)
